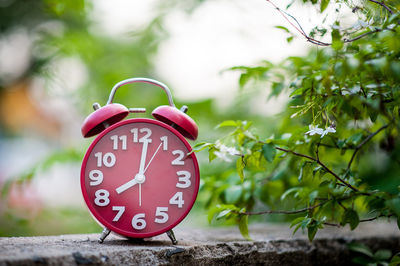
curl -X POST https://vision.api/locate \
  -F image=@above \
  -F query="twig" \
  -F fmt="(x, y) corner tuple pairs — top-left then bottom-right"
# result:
(265, 0), (331, 46)
(275, 147), (365, 194)
(343, 28), (382, 43)
(346, 124), (389, 172)
(265, 0), (397, 47)
(367, 0), (394, 14)
(323, 213), (394, 227)
(239, 200), (329, 216)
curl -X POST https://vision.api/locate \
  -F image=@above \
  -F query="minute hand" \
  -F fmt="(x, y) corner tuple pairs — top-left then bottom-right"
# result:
(138, 140), (150, 174)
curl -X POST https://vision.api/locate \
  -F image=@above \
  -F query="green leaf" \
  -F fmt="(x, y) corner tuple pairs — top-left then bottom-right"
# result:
(217, 120), (239, 128)
(236, 157), (245, 182)
(191, 142), (214, 153)
(225, 185), (243, 204)
(208, 146), (217, 162)
(331, 28), (343, 50)
(239, 215), (251, 240)
(320, 0), (329, 12)
(385, 198), (400, 216)
(374, 249), (392, 261)
(348, 242), (374, 258)
(275, 25), (290, 33)
(281, 187), (301, 201)
(390, 253), (400, 266)
(262, 143), (276, 162)
(208, 205), (239, 223)
(341, 209), (360, 230)
(307, 222), (318, 241)
(216, 209), (232, 220)
(397, 216), (400, 231)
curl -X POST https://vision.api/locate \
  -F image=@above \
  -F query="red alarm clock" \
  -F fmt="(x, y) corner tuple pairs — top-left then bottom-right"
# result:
(80, 78), (200, 244)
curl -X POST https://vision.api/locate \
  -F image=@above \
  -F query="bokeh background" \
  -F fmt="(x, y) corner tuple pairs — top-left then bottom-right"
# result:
(0, 0), (356, 236)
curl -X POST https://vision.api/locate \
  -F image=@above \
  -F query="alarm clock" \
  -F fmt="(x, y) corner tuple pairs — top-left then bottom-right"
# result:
(80, 78), (200, 244)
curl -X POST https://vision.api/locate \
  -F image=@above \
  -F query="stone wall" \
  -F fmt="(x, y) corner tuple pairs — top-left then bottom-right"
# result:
(1, 222), (399, 265)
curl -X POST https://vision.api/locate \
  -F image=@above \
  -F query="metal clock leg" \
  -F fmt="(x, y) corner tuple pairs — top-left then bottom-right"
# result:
(166, 230), (178, 245)
(98, 227), (111, 243)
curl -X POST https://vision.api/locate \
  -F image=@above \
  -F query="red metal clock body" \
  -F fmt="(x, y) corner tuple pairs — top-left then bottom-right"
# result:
(80, 78), (200, 242)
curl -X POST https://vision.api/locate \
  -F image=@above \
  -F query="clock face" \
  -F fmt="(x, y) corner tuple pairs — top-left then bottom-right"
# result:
(81, 118), (200, 238)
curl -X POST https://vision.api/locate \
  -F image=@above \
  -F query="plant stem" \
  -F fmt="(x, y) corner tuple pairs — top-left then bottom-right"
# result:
(323, 213), (394, 227)
(275, 147), (365, 194)
(367, 0), (394, 14)
(346, 124), (389, 172)
(240, 200), (329, 216)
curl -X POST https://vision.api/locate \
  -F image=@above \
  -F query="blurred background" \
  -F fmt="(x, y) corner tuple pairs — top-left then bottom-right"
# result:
(0, 0), (351, 236)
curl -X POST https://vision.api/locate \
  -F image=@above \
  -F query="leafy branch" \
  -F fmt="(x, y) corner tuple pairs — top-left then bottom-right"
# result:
(346, 124), (389, 172)
(238, 200), (328, 216)
(275, 146), (365, 194)
(367, 0), (394, 15)
(265, 0), (398, 46)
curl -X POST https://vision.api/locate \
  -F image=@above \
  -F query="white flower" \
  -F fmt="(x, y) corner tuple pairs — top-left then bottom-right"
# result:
(213, 141), (240, 162)
(306, 125), (324, 136)
(214, 151), (233, 162)
(306, 125), (336, 138)
(321, 126), (336, 138)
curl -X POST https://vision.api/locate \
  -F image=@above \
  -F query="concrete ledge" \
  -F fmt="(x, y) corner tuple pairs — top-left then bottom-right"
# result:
(1, 222), (399, 265)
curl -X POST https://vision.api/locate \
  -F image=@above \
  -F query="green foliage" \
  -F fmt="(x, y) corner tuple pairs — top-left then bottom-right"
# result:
(196, 0), (400, 240)
(348, 242), (395, 265)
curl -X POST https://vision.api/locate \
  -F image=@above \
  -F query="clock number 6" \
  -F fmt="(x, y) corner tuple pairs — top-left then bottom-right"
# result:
(131, 213), (146, 230)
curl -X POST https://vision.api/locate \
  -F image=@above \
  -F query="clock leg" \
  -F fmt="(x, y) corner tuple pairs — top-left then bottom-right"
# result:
(166, 229), (178, 245)
(98, 227), (111, 243)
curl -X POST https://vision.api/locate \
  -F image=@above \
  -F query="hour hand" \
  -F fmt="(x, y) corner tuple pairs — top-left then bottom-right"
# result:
(116, 178), (138, 194)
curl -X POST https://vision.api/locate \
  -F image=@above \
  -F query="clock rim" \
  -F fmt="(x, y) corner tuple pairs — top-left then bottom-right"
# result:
(80, 118), (200, 238)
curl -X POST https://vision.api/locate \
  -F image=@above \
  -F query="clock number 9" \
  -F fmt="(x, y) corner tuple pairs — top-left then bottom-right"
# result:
(94, 189), (110, 207)
(131, 213), (146, 230)
(89, 170), (103, 186)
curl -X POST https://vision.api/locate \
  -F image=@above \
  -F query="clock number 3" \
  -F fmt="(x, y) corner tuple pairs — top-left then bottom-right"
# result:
(176, 171), (191, 188)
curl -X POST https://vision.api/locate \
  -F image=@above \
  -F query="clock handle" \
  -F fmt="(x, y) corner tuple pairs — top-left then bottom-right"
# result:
(106, 77), (176, 107)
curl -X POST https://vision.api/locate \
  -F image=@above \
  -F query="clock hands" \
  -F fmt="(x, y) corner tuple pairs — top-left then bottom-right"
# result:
(115, 178), (138, 194)
(115, 139), (164, 207)
(115, 140), (149, 196)
(144, 142), (163, 173)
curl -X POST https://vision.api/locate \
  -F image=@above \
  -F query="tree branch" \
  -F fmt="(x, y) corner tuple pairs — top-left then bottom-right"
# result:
(265, 0), (397, 46)
(275, 147), (366, 194)
(367, 0), (394, 14)
(323, 213), (394, 227)
(346, 124), (389, 172)
(240, 200), (329, 216)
